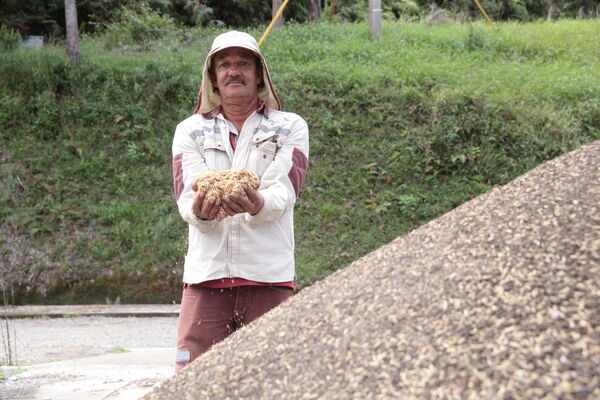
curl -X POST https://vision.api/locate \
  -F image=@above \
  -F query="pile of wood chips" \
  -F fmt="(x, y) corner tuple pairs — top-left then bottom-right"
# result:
(146, 141), (599, 400)
(192, 168), (259, 217)
(193, 168), (259, 199)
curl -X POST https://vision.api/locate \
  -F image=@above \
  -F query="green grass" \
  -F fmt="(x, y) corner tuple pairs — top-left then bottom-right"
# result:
(1, 20), (598, 303)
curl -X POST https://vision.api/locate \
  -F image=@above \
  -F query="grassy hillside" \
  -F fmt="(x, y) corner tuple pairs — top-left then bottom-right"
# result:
(1, 20), (599, 304)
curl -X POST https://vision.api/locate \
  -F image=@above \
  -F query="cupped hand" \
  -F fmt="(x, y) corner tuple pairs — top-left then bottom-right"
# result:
(192, 191), (222, 220)
(221, 185), (264, 217)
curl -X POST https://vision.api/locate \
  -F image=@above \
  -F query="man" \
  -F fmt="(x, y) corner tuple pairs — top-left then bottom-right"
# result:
(171, 31), (309, 372)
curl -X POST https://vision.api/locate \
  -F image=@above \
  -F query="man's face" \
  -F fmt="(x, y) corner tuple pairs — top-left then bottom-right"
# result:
(211, 47), (262, 104)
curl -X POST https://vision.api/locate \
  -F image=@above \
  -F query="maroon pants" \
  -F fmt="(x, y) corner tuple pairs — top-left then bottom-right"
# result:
(175, 284), (293, 372)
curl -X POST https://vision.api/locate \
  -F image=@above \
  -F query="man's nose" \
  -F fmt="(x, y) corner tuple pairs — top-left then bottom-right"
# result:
(228, 64), (240, 75)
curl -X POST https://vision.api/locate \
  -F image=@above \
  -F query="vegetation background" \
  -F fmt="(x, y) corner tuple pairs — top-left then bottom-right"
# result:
(1, 0), (599, 35)
(1, 1), (599, 304)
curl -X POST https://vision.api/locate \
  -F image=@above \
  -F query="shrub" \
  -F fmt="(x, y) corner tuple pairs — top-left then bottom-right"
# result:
(102, 2), (179, 49)
(0, 25), (20, 51)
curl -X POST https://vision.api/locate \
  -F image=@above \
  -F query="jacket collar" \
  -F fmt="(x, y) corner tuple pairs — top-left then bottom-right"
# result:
(202, 99), (269, 120)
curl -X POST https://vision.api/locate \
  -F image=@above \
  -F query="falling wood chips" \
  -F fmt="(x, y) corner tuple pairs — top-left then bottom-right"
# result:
(145, 141), (600, 400)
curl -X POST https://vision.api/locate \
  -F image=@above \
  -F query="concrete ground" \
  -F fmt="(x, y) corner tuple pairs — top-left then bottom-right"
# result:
(0, 305), (179, 400)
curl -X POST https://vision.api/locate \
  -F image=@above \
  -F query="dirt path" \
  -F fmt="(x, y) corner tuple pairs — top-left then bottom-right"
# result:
(0, 315), (178, 400)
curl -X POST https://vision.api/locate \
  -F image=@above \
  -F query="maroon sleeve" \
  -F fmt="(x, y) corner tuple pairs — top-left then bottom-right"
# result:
(288, 147), (308, 198)
(172, 153), (184, 200)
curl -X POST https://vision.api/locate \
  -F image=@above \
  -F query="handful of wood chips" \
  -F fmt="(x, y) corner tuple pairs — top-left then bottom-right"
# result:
(192, 168), (259, 200)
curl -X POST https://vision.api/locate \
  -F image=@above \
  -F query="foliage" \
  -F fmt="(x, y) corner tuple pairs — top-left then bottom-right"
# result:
(0, 0), (63, 36)
(1, 0), (599, 38)
(100, 2), (179, 49)
(328, 0), (600, 22)
(180, 1), (219, 27)
(203, 0), (278, 27)
(330, 0), (424, 22)
(0, 25), (20, 51)
(0, 20), (598, 303)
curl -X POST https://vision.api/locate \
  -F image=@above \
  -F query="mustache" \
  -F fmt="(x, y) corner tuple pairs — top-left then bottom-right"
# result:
(225, 76), (246, 86)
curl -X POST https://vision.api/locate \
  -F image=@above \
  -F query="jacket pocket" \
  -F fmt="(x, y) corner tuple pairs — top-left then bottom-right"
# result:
(250, 133), (279, 177)
(203, 135), (228, 170)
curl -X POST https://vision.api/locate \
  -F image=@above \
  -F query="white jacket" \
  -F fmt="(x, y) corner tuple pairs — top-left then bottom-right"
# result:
(172, 108), (309, 283)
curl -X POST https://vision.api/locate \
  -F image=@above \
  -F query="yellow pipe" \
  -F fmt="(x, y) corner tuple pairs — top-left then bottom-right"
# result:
(258, 0), (292, 47)
(472, 0), (494, 25)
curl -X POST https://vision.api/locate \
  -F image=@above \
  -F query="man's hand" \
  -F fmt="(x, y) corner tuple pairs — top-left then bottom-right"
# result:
(221, 185), (264, 217)
(192, 191), (222, 220)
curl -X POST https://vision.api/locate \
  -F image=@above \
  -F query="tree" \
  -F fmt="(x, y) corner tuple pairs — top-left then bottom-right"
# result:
(64, 0), (80, 64)
(308, 0), (321, 21)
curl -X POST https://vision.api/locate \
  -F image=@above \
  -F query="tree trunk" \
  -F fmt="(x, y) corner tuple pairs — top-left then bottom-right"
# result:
(308, 0), (321, 22)
(273, 0), (284, 28)
(64, 0), (80, 64)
